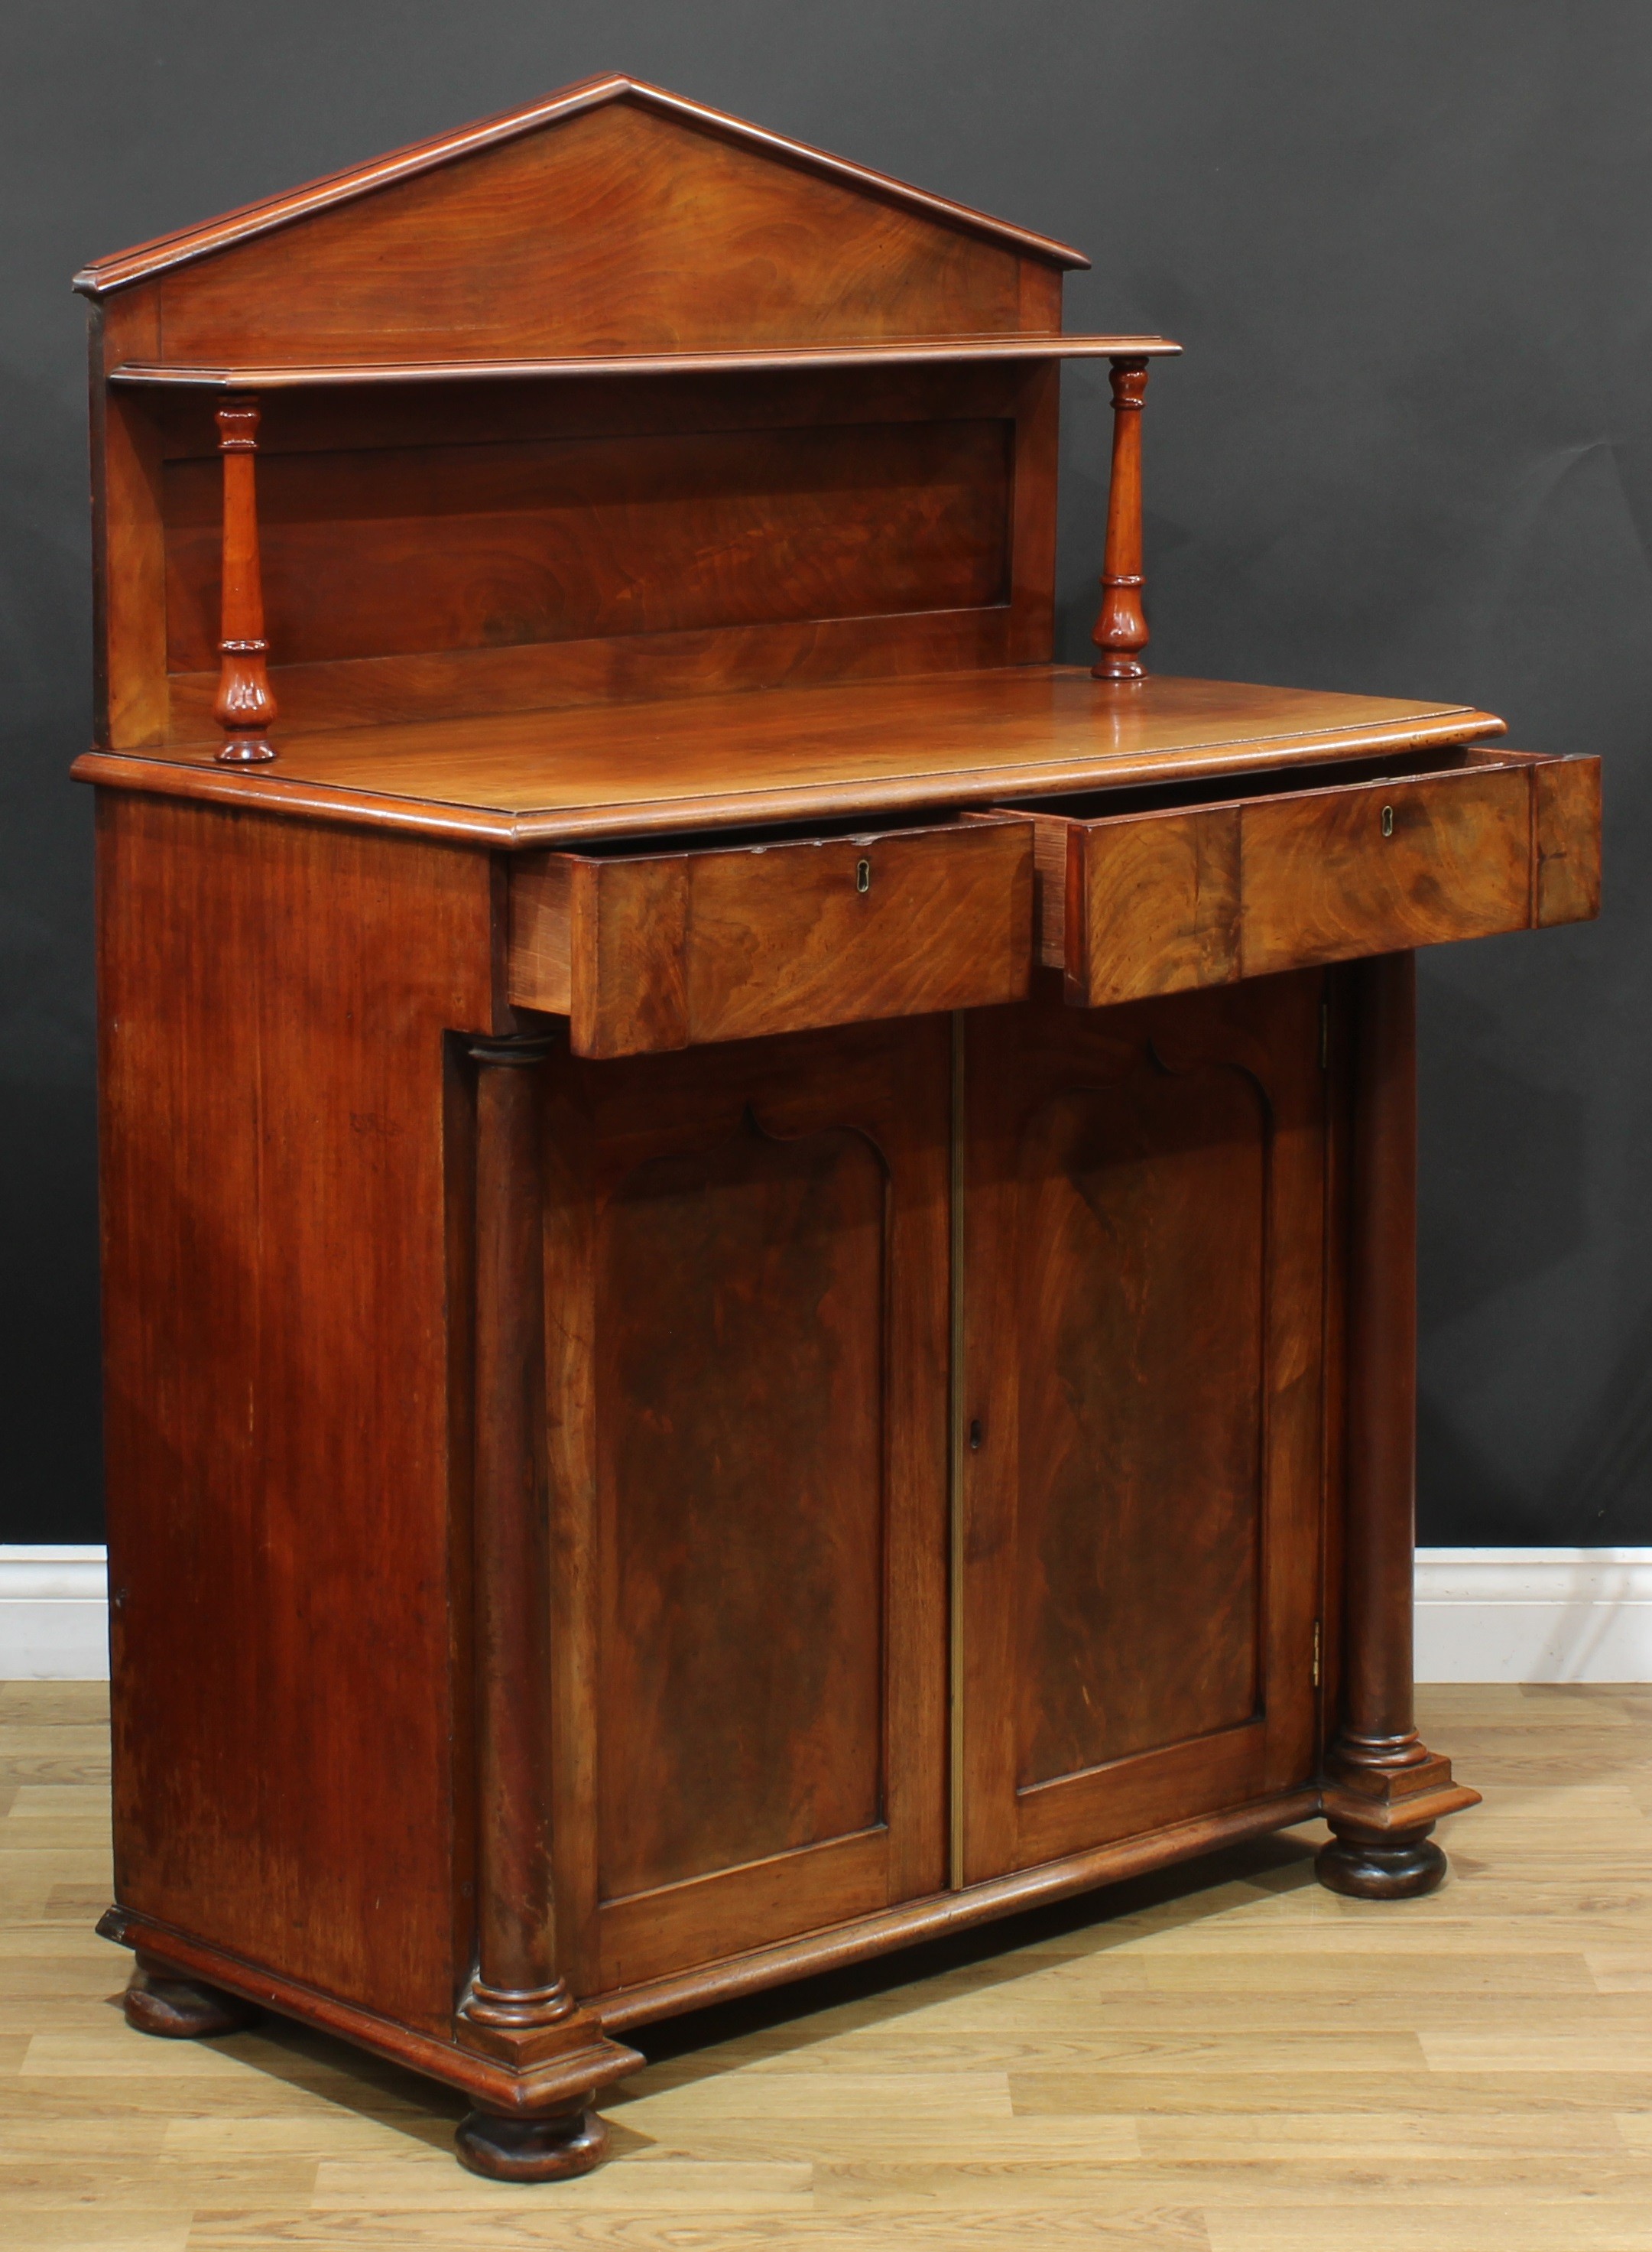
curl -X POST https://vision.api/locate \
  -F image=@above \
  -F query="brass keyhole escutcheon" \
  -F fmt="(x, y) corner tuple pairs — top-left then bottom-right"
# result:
(1381, 805), (1395, 837)
(856, 859), (871, 892)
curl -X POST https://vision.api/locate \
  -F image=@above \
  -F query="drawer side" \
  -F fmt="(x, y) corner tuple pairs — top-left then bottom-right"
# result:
(1065, 808), (1241, 1009)
(1533, 755), (1602, 928)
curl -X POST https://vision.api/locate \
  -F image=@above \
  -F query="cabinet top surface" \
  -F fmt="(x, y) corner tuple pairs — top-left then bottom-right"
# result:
(75, 670), (1503, 847)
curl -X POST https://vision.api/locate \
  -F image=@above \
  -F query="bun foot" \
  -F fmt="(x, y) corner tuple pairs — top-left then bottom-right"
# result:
(1316, 1821), (1449, 1899)
(124, 1951), (263, 2038)
(456, 2100), (608, 2182)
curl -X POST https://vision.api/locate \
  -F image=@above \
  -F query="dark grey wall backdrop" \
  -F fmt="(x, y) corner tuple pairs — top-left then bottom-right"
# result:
(3, 1), (1647, 1544)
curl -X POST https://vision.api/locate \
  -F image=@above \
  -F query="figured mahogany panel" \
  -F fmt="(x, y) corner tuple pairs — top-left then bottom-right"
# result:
(132, 362), (1052, 736)
(1016, 1068), (1266, 1786)
(509, 814), (1033, 1056)
(1239, 762), (1530, 975)
(599, 1119), (885, 1896)
(161, 418), (1011, 673)
(1014, 750), (1585, 1009)
(540, 1020), (949, 1997)
(960, 973), (1325, 1883)
(96, 794), (498, 2034)
(154, 99), (1024, 366)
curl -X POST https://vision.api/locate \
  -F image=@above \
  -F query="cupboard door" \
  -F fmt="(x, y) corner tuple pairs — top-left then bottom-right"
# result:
(544, 1016), (949, 1997)
(959, 972), (1325, 1883)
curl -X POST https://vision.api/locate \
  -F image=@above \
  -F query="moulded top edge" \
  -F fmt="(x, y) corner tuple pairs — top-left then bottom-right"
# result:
(105, 335), (1183, 390)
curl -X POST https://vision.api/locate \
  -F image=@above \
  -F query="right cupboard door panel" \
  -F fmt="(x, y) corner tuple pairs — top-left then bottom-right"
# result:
(960, 972), (1325, 1882)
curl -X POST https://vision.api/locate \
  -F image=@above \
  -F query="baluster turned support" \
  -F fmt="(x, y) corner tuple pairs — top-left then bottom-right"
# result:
(1091, 355), (1151, 681)
(213, 397), (277, 764)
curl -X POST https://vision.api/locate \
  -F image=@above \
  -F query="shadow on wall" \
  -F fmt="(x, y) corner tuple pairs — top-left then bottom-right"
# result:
(1418, 944), (1652, 1548)
(0, 1085), (102, 1542)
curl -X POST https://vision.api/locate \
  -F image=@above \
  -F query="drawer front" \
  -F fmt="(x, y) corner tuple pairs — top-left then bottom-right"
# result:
(1035, 756), (1597, 1009)
(510, 816), (1034, 1056)
(1239, 764), (1531, 978)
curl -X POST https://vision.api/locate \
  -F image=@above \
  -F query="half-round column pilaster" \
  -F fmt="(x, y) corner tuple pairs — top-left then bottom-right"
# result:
(1319, 953), (1479, 1897)
(455, 1030), (638, 2180)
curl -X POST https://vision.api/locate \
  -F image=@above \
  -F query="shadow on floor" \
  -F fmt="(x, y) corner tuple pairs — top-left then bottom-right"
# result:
(103, 1825), (1323, 2158)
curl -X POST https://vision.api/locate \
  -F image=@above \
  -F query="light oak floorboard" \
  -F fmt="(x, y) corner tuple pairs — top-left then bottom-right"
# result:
(2, 1682), (1648, 2247)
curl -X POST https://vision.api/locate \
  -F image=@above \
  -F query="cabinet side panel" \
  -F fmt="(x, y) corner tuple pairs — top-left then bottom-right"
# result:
(92, 291), (168, 749)
(96, 795), (496, 2035)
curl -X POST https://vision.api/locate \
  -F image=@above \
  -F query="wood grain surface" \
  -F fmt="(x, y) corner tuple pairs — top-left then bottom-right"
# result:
(74, 674), (1504, 846)
(76, 73), (1090, 297)
(95, 797), (498, 2041)
(509, 815), (1033, 1055)
(8, 1678), (1651, 2247)
(533, 1019), (950, 1997)
(959, 973), (1325, 1885)
(107, 354), (1060, 744)
(1032, 749), (1598, 1008)
(160, 417), (1015, 674)
(149, 99), (1034, 368)
(109, 334), (1180, 386)
(1534, 753), (1604, 926)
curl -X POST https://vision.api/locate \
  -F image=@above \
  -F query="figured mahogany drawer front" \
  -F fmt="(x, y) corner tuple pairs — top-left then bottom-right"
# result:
(1009, 751), (1600, 1009)
(509, 814), (1034, 1056)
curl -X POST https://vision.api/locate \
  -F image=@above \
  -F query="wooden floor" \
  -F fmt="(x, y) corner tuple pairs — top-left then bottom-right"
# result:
(3, 1683), (1650, 2249)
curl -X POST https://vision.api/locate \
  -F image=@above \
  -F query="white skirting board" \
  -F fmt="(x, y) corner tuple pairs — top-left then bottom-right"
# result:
(0, 1548), (110, 1679)
(2, 1545), (1651, 1683)
(1414, 1547), (1652, 1683)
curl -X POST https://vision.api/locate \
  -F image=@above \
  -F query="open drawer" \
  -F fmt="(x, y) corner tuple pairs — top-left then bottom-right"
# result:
(508, 810), (1034, 1056)
(996, 746), (1601, 1010)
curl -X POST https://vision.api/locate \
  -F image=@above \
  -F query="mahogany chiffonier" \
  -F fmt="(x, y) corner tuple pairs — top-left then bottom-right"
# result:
(75, 75), (1601, 2180)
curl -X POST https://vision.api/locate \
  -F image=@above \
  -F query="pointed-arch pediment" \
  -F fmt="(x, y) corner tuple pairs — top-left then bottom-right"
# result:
(77, 76), (1088, 367)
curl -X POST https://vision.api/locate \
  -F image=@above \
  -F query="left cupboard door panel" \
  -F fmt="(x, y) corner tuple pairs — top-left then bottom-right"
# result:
(544, 1018), (950, 1997)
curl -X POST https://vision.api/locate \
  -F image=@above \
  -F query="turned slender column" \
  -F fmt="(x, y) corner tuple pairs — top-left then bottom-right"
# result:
(463, 1032), (568, 2033)
(1091, 356), (1151, 681)
(213, 397), (277, 765)
(1319, 951), (1478, 1898)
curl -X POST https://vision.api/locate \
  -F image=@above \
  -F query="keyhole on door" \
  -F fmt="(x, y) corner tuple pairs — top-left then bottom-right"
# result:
(856, 859), (871, 892)
(969, 1418), (984, 1451)
(1381, 805), (1394, 837)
